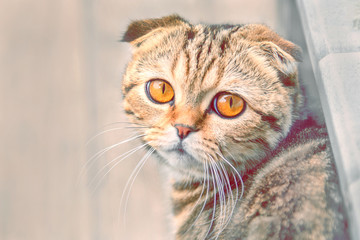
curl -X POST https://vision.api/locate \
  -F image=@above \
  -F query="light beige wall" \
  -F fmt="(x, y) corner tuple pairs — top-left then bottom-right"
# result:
(0, 0), (90, 240)
(0, 1), (277, 239)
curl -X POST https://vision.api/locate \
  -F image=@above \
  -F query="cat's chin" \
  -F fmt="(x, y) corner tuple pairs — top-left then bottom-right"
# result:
(156, 149), (205, 180)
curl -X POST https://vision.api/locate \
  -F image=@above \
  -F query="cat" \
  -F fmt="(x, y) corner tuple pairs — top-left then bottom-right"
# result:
(120, 15), (349, 240)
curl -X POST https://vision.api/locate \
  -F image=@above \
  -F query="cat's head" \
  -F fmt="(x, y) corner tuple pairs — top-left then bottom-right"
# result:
(121, 15), (302, 180)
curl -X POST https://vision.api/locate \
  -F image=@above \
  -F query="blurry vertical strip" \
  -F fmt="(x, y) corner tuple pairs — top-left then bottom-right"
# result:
(82, 0), (101, 239)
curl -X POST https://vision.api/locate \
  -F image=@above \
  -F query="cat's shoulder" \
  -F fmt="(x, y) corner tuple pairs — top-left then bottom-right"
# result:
(254, 116), (334, 195)
(238, 117), (348, 239)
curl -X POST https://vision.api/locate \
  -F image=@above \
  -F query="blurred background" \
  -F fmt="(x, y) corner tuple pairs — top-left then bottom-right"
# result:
(0, 0), (319, 239)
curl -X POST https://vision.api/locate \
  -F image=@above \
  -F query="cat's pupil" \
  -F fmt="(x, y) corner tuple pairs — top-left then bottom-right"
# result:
(162, 83), (165, 94)
(230, 97), (233, 108)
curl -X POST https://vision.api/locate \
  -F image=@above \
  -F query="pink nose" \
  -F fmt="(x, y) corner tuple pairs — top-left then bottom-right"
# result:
(174, 124), (195, 140)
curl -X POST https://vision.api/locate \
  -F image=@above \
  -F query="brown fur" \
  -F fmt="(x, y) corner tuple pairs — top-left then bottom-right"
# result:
(121, 15), (348, 239)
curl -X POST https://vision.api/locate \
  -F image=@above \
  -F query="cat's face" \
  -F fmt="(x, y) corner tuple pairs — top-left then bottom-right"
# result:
(122, 15), (302, 179)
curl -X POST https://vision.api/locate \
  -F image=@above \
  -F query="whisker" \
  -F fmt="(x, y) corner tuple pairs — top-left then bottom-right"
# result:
(88, 142), (150, 190)
(208, 155), (234, 240)
(217, 152), (244, 200)
(223, 147), (236, 163)
(124, 126), (148, 129)
(204, 159), (217, 240)
(200, 152), (244, 237)
(86, 127), (136, 146)
(185, 160), (210, 234)
(184, 160), (209, 234)
(119, 147), (155, 231)
(79, 134), (146, 182)
(214, 162), (231, 239)
(86, 120), (148, 146)
(218, 161), (237, 235)
(218, 161), (234, 207)
(102, 121), (147, 128)
(209, 157), (226, 232)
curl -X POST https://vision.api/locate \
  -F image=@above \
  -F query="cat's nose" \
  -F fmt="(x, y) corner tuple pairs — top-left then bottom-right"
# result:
(174, 124), (196, 140)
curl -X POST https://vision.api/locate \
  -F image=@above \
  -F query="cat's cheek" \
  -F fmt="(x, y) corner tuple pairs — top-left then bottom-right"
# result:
(124, 92), (172, 124)
(148, 128), (178, 149)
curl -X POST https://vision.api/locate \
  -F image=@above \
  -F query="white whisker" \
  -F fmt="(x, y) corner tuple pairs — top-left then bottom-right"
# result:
(217, 152), (244, 200)
(204, 159), (217, 240)
(119, 147), (155, 231)
(124, 126), (148, 129)
(88, 142), (150, 190)
(209, 155), (235, 240)
(209, 157), (226, 232)
(184, 160), (209, 234)
(218, 161), (234, 207)
(213, 163), (231, 240)
(218, 161), (237, 235)
(86, 127), (138, 146)
(102, 121), (147, 128)
(79, 134), (146, 182)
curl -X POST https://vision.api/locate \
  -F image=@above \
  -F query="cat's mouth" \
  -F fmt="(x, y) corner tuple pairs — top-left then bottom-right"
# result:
(162, 143), (196, 160)
(157, 142), (205, 178)
(170, 144), (187, 155)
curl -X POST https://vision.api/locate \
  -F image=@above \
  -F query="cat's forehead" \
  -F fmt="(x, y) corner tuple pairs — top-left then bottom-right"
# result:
(136, 24), (258, 96)
(127, 22), (286, 108)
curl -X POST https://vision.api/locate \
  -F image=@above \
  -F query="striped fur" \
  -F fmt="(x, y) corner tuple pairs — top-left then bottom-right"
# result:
(121, 15), (348, 239)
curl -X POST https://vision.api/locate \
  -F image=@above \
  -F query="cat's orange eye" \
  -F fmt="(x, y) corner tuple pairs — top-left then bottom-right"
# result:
(213, 92), (245, 118)
(146, 79), (174, 104)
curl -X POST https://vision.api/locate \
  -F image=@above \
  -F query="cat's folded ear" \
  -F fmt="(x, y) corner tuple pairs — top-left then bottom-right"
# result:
(122, 15), (189, 46)
(240, 24), (302, 62)
(238, 24), (302, 86)
(258, 41), (302, 86)
(259, 41), (301, 76)
(238, 24), (302, 73)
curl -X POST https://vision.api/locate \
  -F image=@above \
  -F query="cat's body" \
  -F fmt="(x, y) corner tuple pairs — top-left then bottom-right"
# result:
(171, 118), (346, 240)
(121, 15), (348, 239)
